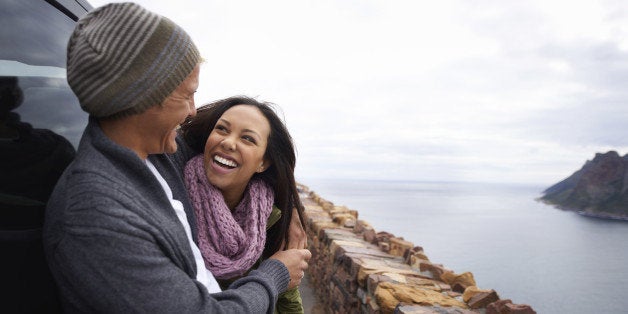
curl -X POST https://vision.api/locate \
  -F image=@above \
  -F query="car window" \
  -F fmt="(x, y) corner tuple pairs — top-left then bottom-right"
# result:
(1, 0), (88, 150)
(1, 0), (89, 204)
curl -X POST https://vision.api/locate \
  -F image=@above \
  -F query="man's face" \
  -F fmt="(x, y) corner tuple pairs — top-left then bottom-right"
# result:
(142, 64), (200, 155)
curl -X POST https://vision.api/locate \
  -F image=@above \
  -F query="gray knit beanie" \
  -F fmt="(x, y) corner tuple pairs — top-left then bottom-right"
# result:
(66, 2), (201, 118)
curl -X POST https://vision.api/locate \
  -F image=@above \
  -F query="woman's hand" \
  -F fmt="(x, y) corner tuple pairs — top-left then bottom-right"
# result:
(286, 208), (307, 249)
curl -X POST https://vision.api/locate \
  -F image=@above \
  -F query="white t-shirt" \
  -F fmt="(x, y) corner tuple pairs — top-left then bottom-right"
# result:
(145, 159), (221, 293)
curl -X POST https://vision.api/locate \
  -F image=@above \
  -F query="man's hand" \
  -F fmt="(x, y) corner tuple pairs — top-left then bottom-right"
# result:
(269, 249), (311, 290)
(285, 208), (307, 249)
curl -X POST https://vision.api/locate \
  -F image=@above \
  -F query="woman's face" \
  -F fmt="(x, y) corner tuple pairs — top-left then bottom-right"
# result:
(203, 104), (271, 196)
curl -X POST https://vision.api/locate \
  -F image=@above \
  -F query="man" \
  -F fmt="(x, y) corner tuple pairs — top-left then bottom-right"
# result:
(43, 2), (310, 313)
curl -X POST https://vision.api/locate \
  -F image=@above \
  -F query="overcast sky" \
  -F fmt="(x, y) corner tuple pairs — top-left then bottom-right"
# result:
(90, 0), (628, 185)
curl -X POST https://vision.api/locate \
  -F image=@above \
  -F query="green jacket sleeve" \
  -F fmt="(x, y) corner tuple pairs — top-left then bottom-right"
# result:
(275, 286), (304, 314)
(268, 206), (305, 314)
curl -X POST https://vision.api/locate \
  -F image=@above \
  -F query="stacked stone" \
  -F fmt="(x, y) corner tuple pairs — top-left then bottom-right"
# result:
(297, 184), (536, 314)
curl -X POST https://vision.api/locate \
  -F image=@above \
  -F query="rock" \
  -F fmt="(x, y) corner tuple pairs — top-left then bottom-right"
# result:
(407, 251), (431, 268)
(354, 219), (373, 234)
(467, 289), (499, 309)
(343, 219), (356, 228)
(363, 228), (378, 244)
(390, 237), (414, 257)
(331, 212), (356, 227)
(404, 246), (424, 257)
(405, 276), (447, 292)
(440, 272), (476, 293)
(486, 299), (537, 314)
(404, 246), (427, 263)
(444, 291), (461, 298)
(419, 261), (448, 279)
(320, 200), (334, 211)
(379, 242), (390, 252)
(375, 282), (468, 314)
(462, 286), (484, 302)
(368, 274), (394, 295)
(356, 257), (421, 287)
(376, 231), (396, 245)
(395, 304), (478, 313)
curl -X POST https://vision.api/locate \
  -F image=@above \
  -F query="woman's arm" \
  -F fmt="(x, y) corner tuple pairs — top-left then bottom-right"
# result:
(286, 208), (307, 250)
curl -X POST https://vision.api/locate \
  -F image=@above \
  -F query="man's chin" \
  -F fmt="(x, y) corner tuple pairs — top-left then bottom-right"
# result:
(165, 143), (178, 154)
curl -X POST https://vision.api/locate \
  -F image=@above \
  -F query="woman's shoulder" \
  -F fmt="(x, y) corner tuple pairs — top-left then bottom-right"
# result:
(267, 205), (282, 230)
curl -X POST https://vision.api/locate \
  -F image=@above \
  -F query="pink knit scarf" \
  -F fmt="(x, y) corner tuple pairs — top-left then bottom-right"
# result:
(184, 155), (274, 279)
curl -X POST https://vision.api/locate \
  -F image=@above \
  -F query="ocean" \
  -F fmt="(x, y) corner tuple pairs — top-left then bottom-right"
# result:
(299, 178), (628, 314)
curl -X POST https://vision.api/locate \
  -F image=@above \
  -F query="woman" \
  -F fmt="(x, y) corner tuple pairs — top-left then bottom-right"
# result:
(181, 96), (306, 313)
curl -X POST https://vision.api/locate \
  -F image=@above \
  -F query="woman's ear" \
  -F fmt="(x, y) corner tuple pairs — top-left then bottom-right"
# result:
(257, 159), (272, 173)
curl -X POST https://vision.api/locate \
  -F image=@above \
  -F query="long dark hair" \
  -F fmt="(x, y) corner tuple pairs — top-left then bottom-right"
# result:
(181, 95), (305, 259)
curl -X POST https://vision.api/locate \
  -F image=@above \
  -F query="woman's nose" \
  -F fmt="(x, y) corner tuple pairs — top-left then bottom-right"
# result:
(221, 138), (236, 151)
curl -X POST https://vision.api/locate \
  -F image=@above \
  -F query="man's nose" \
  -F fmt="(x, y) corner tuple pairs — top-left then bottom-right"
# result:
(189, 101), (197, 117)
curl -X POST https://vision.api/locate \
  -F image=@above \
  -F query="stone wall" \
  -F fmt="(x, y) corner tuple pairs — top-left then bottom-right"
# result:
(299, 184), (536, 314)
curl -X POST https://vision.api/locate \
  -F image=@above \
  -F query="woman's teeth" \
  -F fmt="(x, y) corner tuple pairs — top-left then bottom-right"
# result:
(214, 155), (237, 168)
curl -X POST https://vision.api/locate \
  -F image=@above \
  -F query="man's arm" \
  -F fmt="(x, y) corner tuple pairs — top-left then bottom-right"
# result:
(48, 197), (291, 313)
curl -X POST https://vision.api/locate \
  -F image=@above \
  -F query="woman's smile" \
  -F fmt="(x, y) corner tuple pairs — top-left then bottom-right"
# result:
(213, 155), (237, 168)
(211, 154), (238, 174)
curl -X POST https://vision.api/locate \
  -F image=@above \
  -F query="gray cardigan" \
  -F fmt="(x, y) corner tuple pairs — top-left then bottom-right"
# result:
(43, 118), (289, 313)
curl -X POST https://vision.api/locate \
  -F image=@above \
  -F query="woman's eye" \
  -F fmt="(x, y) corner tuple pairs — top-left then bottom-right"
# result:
(242, 136), (256, 144)
(215, 125), (227, 132)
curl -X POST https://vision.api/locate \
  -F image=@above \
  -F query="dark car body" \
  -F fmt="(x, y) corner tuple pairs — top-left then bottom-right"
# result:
(1, 0), (92, 312)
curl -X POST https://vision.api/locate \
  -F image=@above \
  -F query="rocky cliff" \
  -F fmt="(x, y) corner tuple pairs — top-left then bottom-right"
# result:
(540, 151), (628, 220)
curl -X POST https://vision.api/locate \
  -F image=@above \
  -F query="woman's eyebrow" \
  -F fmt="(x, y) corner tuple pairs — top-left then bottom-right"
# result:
(243, 128), (261, 139)
(218, 119), (261, 139)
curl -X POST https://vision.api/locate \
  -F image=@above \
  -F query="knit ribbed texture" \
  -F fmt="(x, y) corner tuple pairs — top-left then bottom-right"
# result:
(184, 155), (275, 279)
(256, 258), (291, 294)
(66, 2), (200, 118)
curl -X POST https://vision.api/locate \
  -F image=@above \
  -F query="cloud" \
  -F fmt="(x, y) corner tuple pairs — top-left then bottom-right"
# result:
(87, 0), (628, 185)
